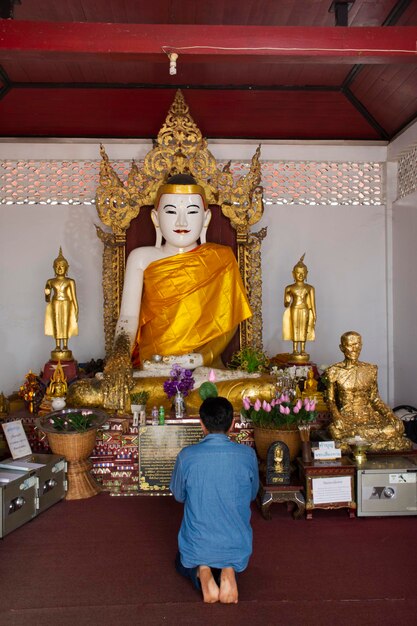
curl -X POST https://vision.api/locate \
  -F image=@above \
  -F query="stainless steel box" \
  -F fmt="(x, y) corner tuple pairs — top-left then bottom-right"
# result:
(356, 456), (417, 517)
(0, 469), (37, 538)
(0, 454), (66, 513)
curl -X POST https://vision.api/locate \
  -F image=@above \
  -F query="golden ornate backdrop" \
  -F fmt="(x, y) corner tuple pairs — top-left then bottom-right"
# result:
(95, 90), (266, 356)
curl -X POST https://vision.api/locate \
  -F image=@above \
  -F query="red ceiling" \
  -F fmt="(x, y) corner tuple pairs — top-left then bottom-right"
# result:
(0, 0), (416, 141)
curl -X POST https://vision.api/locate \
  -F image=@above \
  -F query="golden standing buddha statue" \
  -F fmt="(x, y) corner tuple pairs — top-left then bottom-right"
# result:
(44, 248), (78, 361)
(326, 331), (411, 452)
(282, 254), (316, 363)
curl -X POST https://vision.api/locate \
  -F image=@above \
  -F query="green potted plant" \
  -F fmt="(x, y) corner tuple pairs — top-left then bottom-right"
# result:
(130, 390), (150, 410)
(241, 394), (316, 461)
(228, 346), (270, 373)
(36, 408), (108, 500)
(130, 390), (150, 426)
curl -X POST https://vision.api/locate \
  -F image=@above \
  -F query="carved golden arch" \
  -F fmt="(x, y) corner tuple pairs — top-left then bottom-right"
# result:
(95, 90), (267, 357)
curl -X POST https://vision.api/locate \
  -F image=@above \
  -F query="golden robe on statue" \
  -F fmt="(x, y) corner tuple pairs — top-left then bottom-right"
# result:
(132, 243), (252, 367)
(282, 301), (315, 342)
(327, 360), (411, 452)
(44, 286), (78, 340)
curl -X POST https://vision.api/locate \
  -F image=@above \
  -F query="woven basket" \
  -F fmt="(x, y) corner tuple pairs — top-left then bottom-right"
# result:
(253, 425), (301, 461)
(46, 428), (97, 462)
(46, 428), (100, 500)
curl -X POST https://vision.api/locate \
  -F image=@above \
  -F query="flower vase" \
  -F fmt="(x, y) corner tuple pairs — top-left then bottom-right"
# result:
(173, 391), (186, 419)
(301, 441), (312, 463)
(299, 424), (312, 462)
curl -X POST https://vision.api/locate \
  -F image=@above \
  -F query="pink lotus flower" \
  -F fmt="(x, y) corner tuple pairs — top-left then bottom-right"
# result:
(262, 400), (271, 412)
(295, 399), (303, 411)
(304, 399), (316, 412)
(254, 399), (262, 411)
(279, 405), (290, 415)
(242, 396), (251, 410)
(293, 405), (300, 414)
(209, 369), (216, 383)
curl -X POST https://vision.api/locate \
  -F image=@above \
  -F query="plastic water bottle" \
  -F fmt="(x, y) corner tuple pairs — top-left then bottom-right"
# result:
(151, 405), (159, 426)
(158, 406), (165, 425)
(175, 391), (184, 419)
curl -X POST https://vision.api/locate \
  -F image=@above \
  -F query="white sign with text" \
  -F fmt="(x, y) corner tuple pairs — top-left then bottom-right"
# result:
(312, 476), (352, 504)
(2, 421), (32, 459)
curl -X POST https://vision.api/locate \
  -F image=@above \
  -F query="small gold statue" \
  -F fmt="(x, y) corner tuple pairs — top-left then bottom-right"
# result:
(19, 370), (43, 414)
(302, 369), (327, 412)
(326, 331), (411, 452)
(46, 360), (68, 398)
(44, 248), (79, 361)
(283, 254), (316, 363)
(304, 369), (318, 393)
(273, 446), (284, 472)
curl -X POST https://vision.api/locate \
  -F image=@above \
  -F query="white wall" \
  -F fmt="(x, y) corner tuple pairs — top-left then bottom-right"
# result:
(259, 203), (390, 398)
(0, 203), (104, 394)
(391, 191), (417, 407)
(387, 119), (417, 407)
(0, 140), (391, 401)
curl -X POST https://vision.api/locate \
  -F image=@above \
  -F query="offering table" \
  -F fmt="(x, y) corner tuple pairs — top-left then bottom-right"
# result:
(297, 457), (357, 519)
(257, 477), (305, 520)
(92, 415), (254, 496)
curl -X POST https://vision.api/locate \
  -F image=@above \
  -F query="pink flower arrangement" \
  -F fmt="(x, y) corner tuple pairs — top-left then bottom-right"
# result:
(241, 394), (317, 429)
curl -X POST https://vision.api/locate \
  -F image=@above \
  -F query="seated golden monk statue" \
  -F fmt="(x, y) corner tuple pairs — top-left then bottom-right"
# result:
(326, 331), (411, 452)
(68, 174), (275, 413)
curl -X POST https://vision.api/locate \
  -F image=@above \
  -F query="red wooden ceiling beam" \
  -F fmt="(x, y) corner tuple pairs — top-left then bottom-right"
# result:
(0, 22), (416, 64)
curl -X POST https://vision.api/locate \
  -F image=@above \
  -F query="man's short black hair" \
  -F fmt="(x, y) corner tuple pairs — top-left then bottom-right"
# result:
(199, 396), (234, 433)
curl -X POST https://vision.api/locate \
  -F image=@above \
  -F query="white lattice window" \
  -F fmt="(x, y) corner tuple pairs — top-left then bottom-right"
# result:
(0, 159), (384, 206)
(398, 145), (417, 200)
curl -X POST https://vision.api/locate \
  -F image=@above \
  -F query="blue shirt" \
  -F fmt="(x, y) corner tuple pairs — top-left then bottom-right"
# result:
(170, 433), (259, 572)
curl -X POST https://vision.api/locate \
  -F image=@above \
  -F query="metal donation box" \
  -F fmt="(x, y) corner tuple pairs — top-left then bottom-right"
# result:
(0, 454), (67, 537)
(356, 456), (417, 517)
(0, 468), (37, 538)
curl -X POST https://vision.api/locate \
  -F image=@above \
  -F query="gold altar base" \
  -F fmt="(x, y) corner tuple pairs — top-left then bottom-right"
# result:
(67, 374), (277, 416)
(288, 353), (310, 364)
(51, 348), (73, 361)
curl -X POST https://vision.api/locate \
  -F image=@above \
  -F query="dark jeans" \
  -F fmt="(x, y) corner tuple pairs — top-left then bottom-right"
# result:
(175, 552), (222, 590)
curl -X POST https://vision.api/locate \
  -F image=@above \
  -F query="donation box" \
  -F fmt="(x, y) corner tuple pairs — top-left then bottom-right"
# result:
(0, 469), (37, 538)
(356, 456), (417, 517)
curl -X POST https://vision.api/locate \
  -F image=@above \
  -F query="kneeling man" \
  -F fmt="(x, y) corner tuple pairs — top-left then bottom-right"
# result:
(170, 396), (259, 603)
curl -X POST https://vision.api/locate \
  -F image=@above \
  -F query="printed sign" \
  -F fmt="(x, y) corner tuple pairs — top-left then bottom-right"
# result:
(2, 421), (32, 459)
(312, 475), (352, 504)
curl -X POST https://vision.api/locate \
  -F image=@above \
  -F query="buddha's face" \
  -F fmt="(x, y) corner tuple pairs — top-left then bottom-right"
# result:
(152, 193), (210, 249)
(293, 267), (306, 282)
(54, 260), (68, 276)
(340, 334), (362, 363)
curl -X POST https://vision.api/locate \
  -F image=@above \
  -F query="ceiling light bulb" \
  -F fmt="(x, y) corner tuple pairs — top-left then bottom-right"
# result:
(169, 53), (178, 76)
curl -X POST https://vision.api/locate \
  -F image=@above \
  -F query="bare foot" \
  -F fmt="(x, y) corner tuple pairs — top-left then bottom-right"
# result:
(198, 565), (220, 603)
(219, 567), (238, 604)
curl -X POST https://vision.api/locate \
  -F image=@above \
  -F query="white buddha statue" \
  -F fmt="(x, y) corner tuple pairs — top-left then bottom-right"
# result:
(68, 174), (275, 412)
(116, 173), (252, 374)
